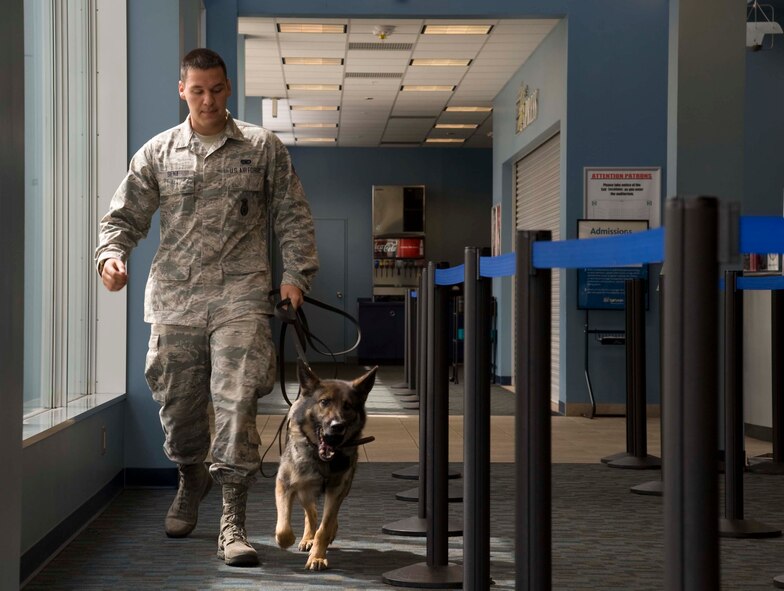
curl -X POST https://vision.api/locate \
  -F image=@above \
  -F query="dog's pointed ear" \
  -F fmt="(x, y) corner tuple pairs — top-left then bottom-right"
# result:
(297, 360), (320, 395)
(351, 366), (377, 401)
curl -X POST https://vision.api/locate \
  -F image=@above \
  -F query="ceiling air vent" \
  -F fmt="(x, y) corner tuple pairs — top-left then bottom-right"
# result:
(345, 72), (403, 79)
(348, 42), (414, 51)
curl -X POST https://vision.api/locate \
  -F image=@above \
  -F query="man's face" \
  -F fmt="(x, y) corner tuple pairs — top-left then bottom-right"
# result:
(178, 66), (232, 135)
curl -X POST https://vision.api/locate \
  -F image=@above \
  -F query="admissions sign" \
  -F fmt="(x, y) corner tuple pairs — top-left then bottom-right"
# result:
(577, 219), (649, 310)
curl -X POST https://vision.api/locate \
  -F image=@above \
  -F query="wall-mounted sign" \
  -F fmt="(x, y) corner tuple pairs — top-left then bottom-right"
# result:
(491, 203), (502, 256)
(516, 83), (538, 134)
(577, 219), (649, 310)
(584, 166), (661, 227)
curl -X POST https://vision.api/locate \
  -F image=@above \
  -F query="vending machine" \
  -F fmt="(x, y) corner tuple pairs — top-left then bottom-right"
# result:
(372, 185), (425, 298)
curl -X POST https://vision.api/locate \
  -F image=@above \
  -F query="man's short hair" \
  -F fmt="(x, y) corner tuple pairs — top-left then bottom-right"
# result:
(180, 48), (227, 81)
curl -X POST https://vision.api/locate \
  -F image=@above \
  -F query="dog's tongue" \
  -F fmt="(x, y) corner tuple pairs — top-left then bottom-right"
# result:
(319, 437), (335, 461)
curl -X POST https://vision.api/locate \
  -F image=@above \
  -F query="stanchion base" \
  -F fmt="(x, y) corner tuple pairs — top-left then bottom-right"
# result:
(396, 484), (464, 503)
(719, 517), (782, 539)
(381, 515), (463, 537)
(382, 562), (463, 588)
(394, 389), (417, 396)
(601, 451), (631, 464)
(774, 574), (784, 588)
(391, 382), (413, 390)
(398, 394), (420, 403)
(607, 454), (661, 470)
(391, 465), (462, 480)
(747, 460), (784, 475)
(401, 402), (420, 410)
(630, 479), (663, 496)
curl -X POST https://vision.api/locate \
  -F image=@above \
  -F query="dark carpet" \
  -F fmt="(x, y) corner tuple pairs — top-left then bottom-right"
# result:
(24, 463), (784, 590)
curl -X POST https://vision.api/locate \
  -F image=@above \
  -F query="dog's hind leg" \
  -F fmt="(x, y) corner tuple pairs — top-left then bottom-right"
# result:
(297, 488), (319, 552)
(274, 478), (296, 549)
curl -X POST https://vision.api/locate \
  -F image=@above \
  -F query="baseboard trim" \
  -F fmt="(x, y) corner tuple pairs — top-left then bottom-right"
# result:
(494, 375), (512, 386)
(124, 467), (178, 488)
(20, 470), (124, 585)
(562, 403), (662, 418)
(745, 423), (772, 442)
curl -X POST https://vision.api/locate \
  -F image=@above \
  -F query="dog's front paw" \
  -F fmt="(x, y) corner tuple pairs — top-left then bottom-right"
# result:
(305, 554), (328, 571)
(275, 529), (295, 549)
(298, 538), (314, 552)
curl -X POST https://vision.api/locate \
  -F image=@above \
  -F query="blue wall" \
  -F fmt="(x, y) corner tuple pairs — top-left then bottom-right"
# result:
(126, 0), (183, 469)
(289, 146), (493, 317)
(490, 7), (668, 405)
(744, 0), (784, 216)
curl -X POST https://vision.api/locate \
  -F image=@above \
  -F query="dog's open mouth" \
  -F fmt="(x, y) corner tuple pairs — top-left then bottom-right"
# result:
(317, 427), (337, 461)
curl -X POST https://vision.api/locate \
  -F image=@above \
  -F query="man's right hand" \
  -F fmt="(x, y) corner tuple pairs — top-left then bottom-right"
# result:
(101, 258), (128, 292)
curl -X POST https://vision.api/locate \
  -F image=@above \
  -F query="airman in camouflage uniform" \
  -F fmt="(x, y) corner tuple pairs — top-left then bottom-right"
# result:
(95, 48), (318, 567)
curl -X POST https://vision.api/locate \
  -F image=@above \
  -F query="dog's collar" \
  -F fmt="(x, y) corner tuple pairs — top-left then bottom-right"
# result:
(339, 435), (376, 448)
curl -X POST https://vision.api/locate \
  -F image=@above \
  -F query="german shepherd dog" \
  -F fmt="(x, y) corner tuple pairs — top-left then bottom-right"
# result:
(275, 360), (377, 570)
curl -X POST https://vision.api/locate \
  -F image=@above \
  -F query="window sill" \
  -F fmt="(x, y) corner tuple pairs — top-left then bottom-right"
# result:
(23, 392), (127, 448)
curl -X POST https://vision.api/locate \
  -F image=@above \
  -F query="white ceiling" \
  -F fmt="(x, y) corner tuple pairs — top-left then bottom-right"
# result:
(238, 17), (559, 148)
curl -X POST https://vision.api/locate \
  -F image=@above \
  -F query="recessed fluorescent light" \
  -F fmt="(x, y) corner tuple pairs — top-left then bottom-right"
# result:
(289, 105), (340, 111)
(293, 123), (339, 128)
(422, 24), (493, 35)
(434, 123), (478, 129)
(277, 23), (346, 34)
(296, 137), (337, 142)
(287, 84), (342, 91)
(401, 85), (455, 92)
(282, 57), (344, 66)
(410, 58), (472, 67)
(425, 138), (465, 143)
(444, 106), (493, 112)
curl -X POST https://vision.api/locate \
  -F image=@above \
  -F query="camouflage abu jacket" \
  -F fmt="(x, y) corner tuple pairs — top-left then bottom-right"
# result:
(95, 114), (319, 326)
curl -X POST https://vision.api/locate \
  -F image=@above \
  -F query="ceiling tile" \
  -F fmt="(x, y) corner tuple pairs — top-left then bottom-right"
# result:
(239, 15), (560, 147)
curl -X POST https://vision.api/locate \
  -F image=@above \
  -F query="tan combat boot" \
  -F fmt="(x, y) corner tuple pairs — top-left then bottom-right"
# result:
(217, 483), (259, 566)
(164, 463), (213, 538)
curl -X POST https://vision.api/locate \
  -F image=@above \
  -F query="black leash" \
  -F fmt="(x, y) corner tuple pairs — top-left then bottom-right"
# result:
(269, 289), (362, 405)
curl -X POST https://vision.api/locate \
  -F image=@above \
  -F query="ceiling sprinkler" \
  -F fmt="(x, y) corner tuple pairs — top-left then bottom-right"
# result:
(373, 25), (395, 40)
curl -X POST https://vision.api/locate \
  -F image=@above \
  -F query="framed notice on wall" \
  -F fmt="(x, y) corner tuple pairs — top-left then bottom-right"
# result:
(584, 167), (661, 227)
(577, 219), (649, 310)
(491, 203), (501, 257)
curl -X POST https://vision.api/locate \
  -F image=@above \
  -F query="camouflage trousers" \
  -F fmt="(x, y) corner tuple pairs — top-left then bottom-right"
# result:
(144, 313), (276, 485)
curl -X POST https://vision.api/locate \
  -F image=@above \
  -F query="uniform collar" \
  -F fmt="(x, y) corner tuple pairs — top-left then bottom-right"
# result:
(176, 111), (245, 148)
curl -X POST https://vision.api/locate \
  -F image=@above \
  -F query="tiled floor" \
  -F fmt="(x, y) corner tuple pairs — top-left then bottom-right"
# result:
(258, 414), (773, 464)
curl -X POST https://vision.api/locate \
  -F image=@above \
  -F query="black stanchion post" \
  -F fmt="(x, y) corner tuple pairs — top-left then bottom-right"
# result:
(609, 279), (661, 470)
(394, 289), (418, 399)
(750, 290), (784, 474)
(384, 278), (462, 535)
(631, 273), (665, 495)
(396, 273), (463, 502)
(385, 274), (429, 531)
(600, 282), (638, 465)
(719, 270), (780, 538)
(464, 247), (492, 590)
(663, 197), (719, 591)
(515, 229), (552, 591)
(392, 285), (423, 480)
(383, 264), (462, 588)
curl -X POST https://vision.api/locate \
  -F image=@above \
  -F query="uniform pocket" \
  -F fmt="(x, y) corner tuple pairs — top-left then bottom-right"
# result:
(144, 332), (165, 402)
(225, 174), (264, 227)
(159, 175), (195, 196)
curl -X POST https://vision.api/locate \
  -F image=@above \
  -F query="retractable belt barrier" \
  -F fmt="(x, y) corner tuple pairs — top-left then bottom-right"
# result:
(431, 215), (784, 286)
(410, 212), (784, 591)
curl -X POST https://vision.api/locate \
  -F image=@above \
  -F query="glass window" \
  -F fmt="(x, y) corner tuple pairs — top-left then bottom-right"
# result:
(24, 0), (95, 417)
